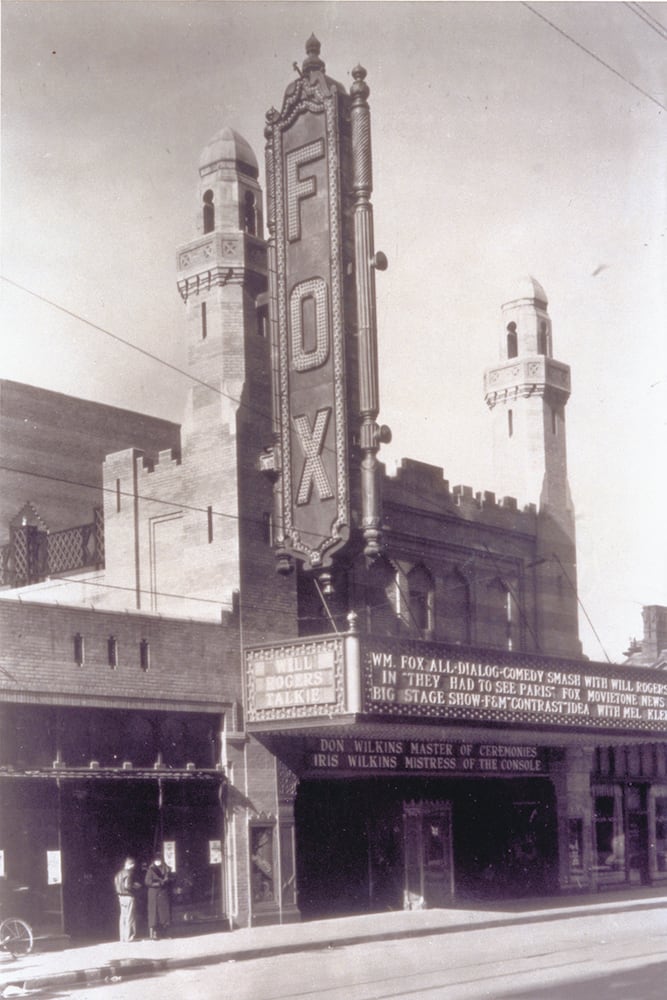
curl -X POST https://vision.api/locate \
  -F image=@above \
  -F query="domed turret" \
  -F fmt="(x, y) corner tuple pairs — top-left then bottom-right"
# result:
(499, 275), (552, 361)
(199, 126), (259, 179)
(190, 125), (263, 239)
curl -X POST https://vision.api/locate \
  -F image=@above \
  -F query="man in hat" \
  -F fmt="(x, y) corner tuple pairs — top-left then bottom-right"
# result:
(114, 857), (141, 942)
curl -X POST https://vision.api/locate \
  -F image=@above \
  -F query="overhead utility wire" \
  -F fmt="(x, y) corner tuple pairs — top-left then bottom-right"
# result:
(624, 2), (667, 39)
(0, 274), (277, 431)
(2, 273), (348, 470)
(5, 466), (614, 656)
(522, 2), (667, 111)
(12, 572), (329, 627)
(0, 462), (321, 546)
(4, 275), (555, 565)
(4, 460), (556, 582)
(0, 463), (247, 525)
(482, 543), (541, 652)
(3, 272), (557, 550)
(0, 274), (598, 563)
(551, 552), (612, 664)
(4, 436), (615, 658)
(12, 566), (475, 623)
(2, 283), (614, 652)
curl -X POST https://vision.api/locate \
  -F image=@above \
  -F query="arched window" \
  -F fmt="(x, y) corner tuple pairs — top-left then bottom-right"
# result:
(203, 190), (214, 233)
(244, 190), (257, 235)
(479, 576), (519, 650)
(441, 567), (471, 644)
(406, 564), (434, 636)
(125, 715), (157, 767)
(538, 321), (547, 356)
(364, 556), (399, 635)
(506, 322), (518, 359)
(504, 585), (519, 651)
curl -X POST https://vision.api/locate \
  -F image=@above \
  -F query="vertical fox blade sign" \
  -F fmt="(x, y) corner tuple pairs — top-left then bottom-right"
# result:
(264, 36), (386, 575)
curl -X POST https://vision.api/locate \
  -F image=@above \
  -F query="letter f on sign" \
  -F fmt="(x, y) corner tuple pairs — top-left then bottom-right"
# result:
(286, 139), (325, 242)
(293, 408), (334, 505)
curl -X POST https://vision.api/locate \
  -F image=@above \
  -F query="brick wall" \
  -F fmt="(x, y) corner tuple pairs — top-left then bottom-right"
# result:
(1, 379), (180, 542)
(0, 598), (241, 710)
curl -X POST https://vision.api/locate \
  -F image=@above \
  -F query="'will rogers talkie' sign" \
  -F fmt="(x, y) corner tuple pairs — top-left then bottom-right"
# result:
(245, 633), (667, 734)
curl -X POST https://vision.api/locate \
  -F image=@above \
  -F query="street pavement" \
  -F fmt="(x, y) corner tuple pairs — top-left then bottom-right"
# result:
(2, 887), (666, 996)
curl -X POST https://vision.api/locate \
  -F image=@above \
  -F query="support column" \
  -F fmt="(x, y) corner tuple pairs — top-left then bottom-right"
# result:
(276, 759), (300, 923)
(551, 745), (595, 892)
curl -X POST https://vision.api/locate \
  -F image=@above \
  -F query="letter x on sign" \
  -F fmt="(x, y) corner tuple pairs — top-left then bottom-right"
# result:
(293, 408), (334, 505)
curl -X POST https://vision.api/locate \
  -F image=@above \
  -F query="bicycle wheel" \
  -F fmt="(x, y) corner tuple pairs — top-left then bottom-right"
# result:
(0, 917), (34, 957)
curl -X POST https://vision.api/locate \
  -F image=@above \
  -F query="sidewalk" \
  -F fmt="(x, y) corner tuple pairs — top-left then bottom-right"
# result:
(2, 887), (667, 995)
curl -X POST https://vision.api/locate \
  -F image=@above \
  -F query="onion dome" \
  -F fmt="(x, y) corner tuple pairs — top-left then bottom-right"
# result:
(199, 126), (258, 178)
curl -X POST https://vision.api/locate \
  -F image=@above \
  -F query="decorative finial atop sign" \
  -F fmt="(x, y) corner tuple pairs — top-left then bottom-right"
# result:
(302, 33), (325, 76)
(350, 64), (369, 101)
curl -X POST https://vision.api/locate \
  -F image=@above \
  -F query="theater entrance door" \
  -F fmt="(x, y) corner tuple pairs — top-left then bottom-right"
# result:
(403, 800), (454, 909)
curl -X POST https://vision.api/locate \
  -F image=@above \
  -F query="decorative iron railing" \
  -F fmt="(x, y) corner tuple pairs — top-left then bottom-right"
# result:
(0, 509), (104, 588)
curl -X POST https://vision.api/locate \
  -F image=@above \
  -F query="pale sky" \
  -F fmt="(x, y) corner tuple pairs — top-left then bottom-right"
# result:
(1, 1), (666, 663)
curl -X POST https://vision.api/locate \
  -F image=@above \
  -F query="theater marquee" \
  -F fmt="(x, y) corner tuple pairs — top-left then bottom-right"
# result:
(245, 632), (667, 734)
(360, 637), (667, 733)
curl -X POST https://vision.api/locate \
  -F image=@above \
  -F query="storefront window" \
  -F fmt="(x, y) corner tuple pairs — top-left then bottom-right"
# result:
(655, 797), (667, 873)
(594, 789), (624, 871)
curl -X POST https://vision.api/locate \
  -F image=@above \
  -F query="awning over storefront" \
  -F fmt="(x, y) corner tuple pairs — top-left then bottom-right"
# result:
(0, 765), (226, 783)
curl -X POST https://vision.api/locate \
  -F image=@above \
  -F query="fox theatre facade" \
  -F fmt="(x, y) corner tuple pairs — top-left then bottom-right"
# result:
(244, 38), (667, 922)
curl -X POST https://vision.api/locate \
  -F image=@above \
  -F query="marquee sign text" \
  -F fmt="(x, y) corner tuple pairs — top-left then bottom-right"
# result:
(362, 640), (667, 733)
(246, 638), (345, 722)
(305, 737), (549, 776)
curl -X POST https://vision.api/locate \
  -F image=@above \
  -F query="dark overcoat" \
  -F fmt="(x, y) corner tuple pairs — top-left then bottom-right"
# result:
(145, 862), (170, 928)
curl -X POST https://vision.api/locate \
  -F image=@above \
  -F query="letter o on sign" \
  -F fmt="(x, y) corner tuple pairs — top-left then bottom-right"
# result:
(290, 278), (330, 372)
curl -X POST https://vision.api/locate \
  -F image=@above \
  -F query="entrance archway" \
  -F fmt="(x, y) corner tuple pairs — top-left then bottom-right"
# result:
(295, 776), (558, 917)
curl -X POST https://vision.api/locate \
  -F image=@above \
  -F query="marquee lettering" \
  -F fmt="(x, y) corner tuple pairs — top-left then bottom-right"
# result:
(285, 139), (325, 242)
(293, 407), (334, 504)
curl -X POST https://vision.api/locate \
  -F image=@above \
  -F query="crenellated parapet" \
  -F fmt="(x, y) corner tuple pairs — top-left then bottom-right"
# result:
(383, 458), (537, 529)
(137, 447), (181, 477)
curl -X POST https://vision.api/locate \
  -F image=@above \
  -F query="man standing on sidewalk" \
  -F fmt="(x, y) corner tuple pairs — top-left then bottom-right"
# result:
(114, 857), (141, 942)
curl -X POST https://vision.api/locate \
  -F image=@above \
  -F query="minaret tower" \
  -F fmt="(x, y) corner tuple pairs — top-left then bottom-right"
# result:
(484, 276), (570, 508)
(484, 277), (581, 656)
(174, 127), (270, 605)
(177, 127), (266, 424)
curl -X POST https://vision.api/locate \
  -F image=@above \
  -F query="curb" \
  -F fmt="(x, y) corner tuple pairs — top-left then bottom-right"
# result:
(2, 960), (166, 993)
(3, 895), (667, 994)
